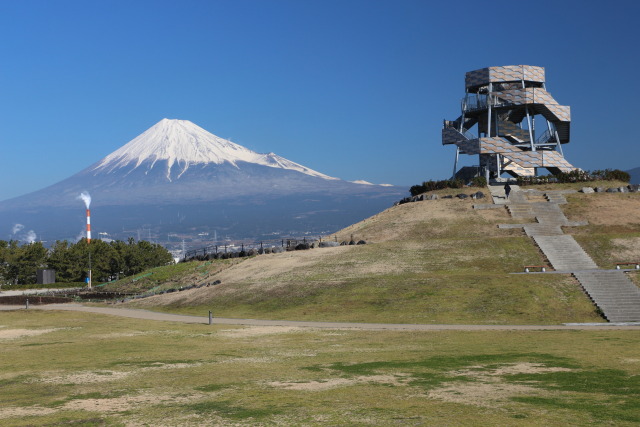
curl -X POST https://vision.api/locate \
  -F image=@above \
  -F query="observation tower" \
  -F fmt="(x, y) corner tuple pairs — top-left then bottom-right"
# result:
(442, 65), (578, 180)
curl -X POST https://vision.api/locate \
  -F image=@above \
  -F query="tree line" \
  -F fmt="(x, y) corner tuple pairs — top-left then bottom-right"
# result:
(0, 238), (173, 286)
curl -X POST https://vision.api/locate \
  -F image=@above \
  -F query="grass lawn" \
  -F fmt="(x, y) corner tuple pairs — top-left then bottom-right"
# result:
(0, 309), (639, 426)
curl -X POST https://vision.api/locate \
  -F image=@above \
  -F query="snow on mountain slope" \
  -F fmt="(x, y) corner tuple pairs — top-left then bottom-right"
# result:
(93, 119), (338, 181)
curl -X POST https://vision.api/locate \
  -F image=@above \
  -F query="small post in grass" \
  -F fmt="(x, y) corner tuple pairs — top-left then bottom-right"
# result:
(208, 310), (213, 325)
(25, 298), (29, 309)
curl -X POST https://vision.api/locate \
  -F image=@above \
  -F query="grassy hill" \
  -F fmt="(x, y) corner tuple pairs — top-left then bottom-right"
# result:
(97, 182), (640, 325)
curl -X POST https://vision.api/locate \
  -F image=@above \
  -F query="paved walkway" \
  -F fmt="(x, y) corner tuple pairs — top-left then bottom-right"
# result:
(488, 184), (521, 204)
(1, 304), (639, 330)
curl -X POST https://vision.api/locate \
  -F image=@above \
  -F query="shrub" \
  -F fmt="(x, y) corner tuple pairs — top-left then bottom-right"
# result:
(471, 176), (487, 187)
(409, 178), (465, 196)
(602, 169), (630, 182)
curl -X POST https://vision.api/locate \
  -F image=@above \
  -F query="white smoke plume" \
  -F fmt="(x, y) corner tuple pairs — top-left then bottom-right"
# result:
(75, 229), (86, 243)
(77, 191), (91, 209)
(24, 230), (37, 244)
(10, 223), (37, 243)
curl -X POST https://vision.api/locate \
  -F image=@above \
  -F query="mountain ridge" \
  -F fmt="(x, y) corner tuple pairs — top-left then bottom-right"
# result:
(92, 118), (338, 182)
(627, 167), (640, 184)
(0, 119), (405, 243)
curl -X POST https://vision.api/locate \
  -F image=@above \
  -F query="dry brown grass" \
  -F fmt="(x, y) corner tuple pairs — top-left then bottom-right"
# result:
(130, 198), (530, 313)
(327, 198), (515, 243)
(133, 199), (510, 307)
(0, 328), (60, 340)
(560, 192), (640, 268)
(563, 193), (640, 230)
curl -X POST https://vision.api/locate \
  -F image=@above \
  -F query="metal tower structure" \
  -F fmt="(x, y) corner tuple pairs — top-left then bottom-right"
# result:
(442, 65), (578, 180)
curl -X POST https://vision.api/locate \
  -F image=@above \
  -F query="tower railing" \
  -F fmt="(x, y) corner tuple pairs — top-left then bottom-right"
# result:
(535, 129), (556, 144)
(461, 94), (514, 113)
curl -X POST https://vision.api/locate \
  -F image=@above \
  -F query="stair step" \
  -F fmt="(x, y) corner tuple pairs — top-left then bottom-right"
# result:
(575, 271), (640, 322)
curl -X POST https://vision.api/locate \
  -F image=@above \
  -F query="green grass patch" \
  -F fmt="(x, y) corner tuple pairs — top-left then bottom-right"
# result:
(184, 399), (281, 419)
(506, 368), (640, 395)
(512, 395), (640, 423)
(195, 383), (229, 392)
(308, 352), (577, 379)
(100, 259), (240, 294)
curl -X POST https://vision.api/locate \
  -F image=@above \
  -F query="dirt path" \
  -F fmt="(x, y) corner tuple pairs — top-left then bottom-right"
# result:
(2, 303), (639, 330)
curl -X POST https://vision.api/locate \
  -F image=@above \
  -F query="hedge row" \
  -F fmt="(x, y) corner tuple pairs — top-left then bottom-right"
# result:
(409, 177), (486, 196)
(517, 169), (630, 186)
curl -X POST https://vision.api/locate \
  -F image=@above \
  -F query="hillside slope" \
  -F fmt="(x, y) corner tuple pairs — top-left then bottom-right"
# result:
(120, 186), (615, 324)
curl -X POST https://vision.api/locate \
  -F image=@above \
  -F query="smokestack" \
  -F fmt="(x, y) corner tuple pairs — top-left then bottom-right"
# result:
(86, 209), (91, 243)
(78, 191), (93, 289)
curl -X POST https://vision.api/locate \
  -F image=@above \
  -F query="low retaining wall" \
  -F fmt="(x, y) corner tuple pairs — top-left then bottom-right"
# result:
(0, 295), (73, 305)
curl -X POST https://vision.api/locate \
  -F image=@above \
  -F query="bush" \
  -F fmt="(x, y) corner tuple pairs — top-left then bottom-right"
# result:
(602, 169), (630, 182)
(471, 176), (487, 187)
(409, 178), (465, 196)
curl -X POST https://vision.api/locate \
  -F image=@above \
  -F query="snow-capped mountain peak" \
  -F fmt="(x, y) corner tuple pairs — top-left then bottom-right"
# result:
(93, 119), (337, 181)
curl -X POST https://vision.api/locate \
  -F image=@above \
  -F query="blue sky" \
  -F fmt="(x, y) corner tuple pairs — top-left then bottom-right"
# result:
(1, 0), (638, 201)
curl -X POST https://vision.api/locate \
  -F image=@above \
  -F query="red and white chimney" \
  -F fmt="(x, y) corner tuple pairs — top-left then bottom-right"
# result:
(86, 209), (91, 243)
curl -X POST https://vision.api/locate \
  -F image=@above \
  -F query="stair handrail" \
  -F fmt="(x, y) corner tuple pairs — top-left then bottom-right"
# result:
(459, 128), (476, 140)
(535, 129), (556, 144)
(443, 121), (476, 140)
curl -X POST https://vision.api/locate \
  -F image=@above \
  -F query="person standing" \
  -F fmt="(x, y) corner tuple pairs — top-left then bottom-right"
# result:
(504, 183), (511, 199)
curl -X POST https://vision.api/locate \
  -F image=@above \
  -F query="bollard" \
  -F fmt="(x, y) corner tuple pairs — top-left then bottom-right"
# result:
(25, 299), (29, 309)
(208, 311), (213, 325)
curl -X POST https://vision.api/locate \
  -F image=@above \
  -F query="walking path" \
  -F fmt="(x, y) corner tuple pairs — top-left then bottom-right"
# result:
(1, 303), (639, 330)
(488, 183), (521, 204)
(495, 186), (640, 322)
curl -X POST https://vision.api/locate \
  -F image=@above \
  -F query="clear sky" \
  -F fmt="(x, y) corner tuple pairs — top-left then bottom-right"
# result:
(1, 0), (638, 201)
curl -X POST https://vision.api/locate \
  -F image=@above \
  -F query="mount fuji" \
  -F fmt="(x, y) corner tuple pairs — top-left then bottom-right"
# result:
(0, 119), (405, 244)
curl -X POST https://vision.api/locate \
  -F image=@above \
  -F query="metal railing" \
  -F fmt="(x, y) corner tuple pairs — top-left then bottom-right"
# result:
(461, 94), (514, 112)
(460, 128), (476, 140)
(183, 237), (319, 261)
(461, 94), (488, 111)
(535, 129), (556, 144)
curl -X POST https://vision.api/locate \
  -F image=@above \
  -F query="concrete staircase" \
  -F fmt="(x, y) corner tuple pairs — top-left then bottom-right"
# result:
(507, 204), (534, 218)
(545, 192), (568, 204)
(573, 271), (640, 322)
(488, 184), (521, 204)
(533, 235), (598, 270)
(498, 189), (640, 323)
